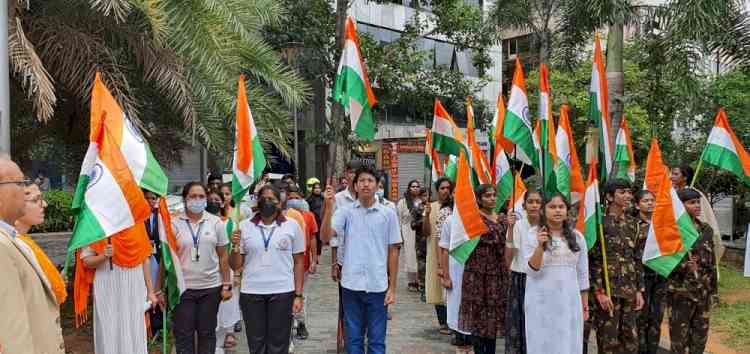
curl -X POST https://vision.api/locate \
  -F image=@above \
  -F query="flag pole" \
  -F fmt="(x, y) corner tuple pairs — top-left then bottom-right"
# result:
(596, 197), (613, 317)
(107, 237), (113, 270)
(690, 159), (703, 188)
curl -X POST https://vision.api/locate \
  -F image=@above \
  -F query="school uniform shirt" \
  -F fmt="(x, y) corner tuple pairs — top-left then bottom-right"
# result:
(510, 218), (533, 273)
(332, 200), (402, 293)
(239, 213), (305, 295)
(330, 188), (356, 250)
(172, 212), (229, 290)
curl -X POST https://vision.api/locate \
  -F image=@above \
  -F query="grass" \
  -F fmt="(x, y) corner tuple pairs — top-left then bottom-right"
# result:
(712, 265), (750, 353)
(718, 265), (750, 295)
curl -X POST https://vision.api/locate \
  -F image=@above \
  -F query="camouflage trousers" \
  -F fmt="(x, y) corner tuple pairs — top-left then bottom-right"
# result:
(593, 296), (638, 354)
(669, 294), (710, 354)
(638, 274), (667, 354)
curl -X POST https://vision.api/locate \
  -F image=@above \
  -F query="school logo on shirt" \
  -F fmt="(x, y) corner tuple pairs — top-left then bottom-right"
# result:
(276, 238), (290, 251)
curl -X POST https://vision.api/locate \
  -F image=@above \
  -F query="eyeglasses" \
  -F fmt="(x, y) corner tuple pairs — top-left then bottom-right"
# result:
(0, 179), (33, 187)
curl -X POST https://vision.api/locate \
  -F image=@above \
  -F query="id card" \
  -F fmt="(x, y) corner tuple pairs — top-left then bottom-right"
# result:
(191, 247), (200, 262)
(260, 250), (272, 267)
(152, 243), (158, 255)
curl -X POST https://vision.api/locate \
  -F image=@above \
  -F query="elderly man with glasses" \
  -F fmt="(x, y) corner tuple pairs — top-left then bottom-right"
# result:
(0, 157), (65, 353)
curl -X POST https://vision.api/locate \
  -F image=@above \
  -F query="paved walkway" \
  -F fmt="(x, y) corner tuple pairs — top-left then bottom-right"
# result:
(229, 247), (489, 353)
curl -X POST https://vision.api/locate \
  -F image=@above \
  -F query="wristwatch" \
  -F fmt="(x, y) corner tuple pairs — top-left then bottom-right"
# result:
(222, 283), (232, 291)
(295, 293), (305, 300)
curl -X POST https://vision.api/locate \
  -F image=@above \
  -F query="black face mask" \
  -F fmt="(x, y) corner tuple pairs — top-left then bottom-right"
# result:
(206, 202), (222, 215)
(258, 198), (278, 218)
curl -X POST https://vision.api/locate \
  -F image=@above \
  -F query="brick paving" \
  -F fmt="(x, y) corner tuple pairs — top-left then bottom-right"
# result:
(229, 247), (498, 354)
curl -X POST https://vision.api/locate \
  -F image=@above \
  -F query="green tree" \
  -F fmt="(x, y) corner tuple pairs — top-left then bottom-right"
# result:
(10, 0), (309, 177)
(558, 0), (750, 148)
(266, 0), (499, 176)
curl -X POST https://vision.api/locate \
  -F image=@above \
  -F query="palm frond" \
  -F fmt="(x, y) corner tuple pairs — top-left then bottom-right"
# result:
(129, 0), (170, 44)
(9, 17), (56, 122)
(25, 16), (138, 121)
(88, 0), (132, 23)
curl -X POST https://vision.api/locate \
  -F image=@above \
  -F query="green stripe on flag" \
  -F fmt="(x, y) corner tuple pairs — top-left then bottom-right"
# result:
(68, 205), (106, 251)
(555, 164), (571, 202)
(449, 237), (479, 265)
(645, 213), (700, 277)
(161, 243), (181, 311)
(333, 66), (375, 141)
(700, 144), (750, 186)
(432, 133), (465, 157)
(140, 146), (169, 196)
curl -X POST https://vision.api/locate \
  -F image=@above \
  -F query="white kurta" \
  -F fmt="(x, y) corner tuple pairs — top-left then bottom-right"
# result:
(522, 230), (589, 354)
(397, 199), (418, 274)
(216, 270), (241, 329)
(439, 213), (469, 334)
(83, 248), (148, 354)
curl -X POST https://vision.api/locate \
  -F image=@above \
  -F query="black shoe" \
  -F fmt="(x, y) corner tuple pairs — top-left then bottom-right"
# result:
(234, 321), (243, 332)
(296, 322), (309, 340)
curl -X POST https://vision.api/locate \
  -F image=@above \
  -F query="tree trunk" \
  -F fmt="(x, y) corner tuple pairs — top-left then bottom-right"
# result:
(539, 30), (550, 65)
(606, 22), (624, 147)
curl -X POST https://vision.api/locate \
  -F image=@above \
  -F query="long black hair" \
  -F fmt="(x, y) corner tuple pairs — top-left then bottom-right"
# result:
(434, 177), (454, 208)
(404, 179), (421, 210)
(539, 192), (580, 253)
(474, 184), (495, 210)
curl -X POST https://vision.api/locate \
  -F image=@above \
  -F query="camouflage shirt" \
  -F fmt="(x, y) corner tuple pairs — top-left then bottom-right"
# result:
(668, 221), (718, 304)
(589, 212), (645, 299)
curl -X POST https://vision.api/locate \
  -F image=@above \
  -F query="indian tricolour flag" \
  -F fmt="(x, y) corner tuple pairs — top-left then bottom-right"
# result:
(69, 98), (151, 251)
(232, 75), (267, 206)
(588, 34), (614, 180)
(507, 173), (527, 220)
(576, 163), (601, 250)
(643, 170), (700, 277)
(643, 139), (668, 193)
(489, 91), (515, 171)
(425, 129), (443, 181)
(613, 115), (636, 182)
(467, 97), (491, 186)
(90, 72), (168, 195)
(432, 99), (465, 156)
(449, 151), (489, 265)
(333, 17), (377, 141)
(698, 108), (750, 187)
(536, 63), (558, 196)
(503, 57), (538, 168)
(493, 148), (513, 212)
(157, 198), (186, 310)
(555, 105), (585, 204)
(445, 155), (458, 182)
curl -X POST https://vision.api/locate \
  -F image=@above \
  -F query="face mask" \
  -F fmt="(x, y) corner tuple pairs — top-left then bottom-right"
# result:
(186, 198), (207, 214)
(258, 198), (278, 218)
(375, 190), (384, 200)
(205, 202), (222, 215)
(286, 199), (306, 211)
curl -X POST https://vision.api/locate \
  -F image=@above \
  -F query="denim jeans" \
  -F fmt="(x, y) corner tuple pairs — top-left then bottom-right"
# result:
(341, 287), (388, 354)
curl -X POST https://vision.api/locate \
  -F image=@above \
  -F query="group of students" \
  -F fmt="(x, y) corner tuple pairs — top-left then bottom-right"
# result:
(405, 163), (719, 354)
(78, 172), (326, 354)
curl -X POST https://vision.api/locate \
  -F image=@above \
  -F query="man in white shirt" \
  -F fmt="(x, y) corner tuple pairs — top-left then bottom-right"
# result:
(321, 165), (402, 354)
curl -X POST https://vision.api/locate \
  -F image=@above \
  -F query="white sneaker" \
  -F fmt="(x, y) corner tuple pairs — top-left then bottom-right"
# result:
(288, 339), (295, 353)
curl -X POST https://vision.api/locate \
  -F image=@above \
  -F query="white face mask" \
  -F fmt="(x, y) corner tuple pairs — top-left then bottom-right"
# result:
(186, 198), (207, 214)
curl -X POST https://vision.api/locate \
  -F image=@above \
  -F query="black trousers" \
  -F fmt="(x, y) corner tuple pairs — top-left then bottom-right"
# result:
(173, 286), (222, 354)
(472, 336), (497, 354)
(240, 292), (295, 354)
(435, 304), (447, 326)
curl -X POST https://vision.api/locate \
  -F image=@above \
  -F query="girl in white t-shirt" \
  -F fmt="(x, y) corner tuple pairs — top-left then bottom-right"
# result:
(230, 185), (305, 354)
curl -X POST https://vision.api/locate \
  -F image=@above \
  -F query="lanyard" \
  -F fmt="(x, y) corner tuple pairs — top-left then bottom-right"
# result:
(258, 225), (277, 252)
(185, 219), (205, 249)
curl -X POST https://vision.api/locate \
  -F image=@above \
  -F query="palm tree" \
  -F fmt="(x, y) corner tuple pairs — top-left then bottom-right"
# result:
(10, 0), (309, 165)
